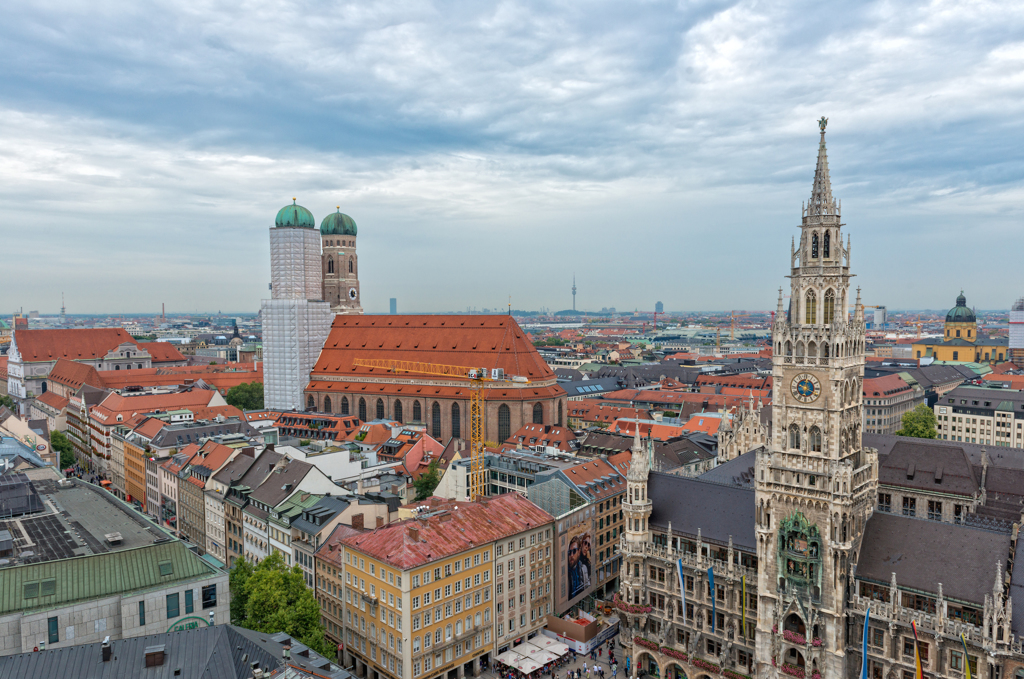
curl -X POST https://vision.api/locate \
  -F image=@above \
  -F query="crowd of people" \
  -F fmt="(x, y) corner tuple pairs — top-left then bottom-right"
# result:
(494, 639), (628, 679)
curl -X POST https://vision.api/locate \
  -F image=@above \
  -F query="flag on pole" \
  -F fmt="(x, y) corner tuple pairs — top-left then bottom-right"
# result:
(741, 576), (747, 639)
(860, 606), (871, 679)
(708, 566), (716, 633)
(911, 621), (924, 679)
(676, 559), (687, 625)
(960, 633), (972, 679)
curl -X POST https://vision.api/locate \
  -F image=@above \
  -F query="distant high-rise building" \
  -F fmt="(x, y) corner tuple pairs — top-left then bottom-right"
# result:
(1011, 297), (1024, 364)
(572, 274), (577, 311)
(261, 199), (334, 412)
(873, 305), (886, 328)
(390, 298), (397, 315)
(320, 208), (363, 314)
(655, 301), (663, 313)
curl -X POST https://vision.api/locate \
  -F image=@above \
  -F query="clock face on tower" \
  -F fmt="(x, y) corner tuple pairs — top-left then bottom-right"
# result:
(348, 287), (358, 301)
(791, 373), (821, 404)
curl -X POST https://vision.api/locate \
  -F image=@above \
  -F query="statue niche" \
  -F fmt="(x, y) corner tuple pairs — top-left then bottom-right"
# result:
(777, 512), (823, 601)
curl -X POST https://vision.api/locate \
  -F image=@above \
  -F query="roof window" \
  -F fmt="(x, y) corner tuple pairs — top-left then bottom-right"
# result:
(159, 561), (174, 576)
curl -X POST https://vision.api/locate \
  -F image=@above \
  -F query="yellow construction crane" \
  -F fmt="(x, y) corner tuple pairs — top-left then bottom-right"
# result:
(351, 358), (528, 500)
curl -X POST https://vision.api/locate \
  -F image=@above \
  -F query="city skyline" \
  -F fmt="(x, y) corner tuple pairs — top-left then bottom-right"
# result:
(3, 1), (1024, 313)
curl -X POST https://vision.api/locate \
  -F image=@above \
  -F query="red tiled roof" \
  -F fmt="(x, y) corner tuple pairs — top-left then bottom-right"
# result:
(607, 451), (631, 476)
(500, 424), (577, 453)
(982, 374), (1024, 389)
(132, 417), (168, 440)
(14, 328), (135, 361)
(680, 413), (729, 435)
(47, 358), (105, 390)
(0, 356), (7, 380)
(342, 493), (553, 570)
(308, 315), (560, 399)
(34, 391), (69, 411)
(566, 400), (651, 424)
(610, 419), (686, 440)
(561, 458), (624, 501)
(136, 341), (186, 363)
(863, 374), (911, 397)
(90, 391), (218, 426)
(97, 367), (262, 392)
(307, 380), (564, 402)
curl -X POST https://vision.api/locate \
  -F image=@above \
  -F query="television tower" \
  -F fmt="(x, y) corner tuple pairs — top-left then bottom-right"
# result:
(572, 274), (577, 312)
(60, 293), (66, 326)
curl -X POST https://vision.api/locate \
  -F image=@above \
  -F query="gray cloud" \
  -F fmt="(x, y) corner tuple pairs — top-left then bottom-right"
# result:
(1, 0), (1023, 314)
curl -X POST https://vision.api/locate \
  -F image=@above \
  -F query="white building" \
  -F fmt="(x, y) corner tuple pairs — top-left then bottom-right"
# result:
(260, 200), (334, 412)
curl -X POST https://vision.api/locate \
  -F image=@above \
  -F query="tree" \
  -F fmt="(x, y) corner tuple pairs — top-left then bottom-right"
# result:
(0, 394), (15, 411)
(895, 403), (938, 439)
(50, 430), (76, 469)
(229, 552), (334, 657)
(226, 381), (265, 411)
(413, 461), (442, 501)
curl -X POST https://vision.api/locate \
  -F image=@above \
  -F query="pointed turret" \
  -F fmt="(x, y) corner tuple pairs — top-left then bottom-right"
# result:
(627, 424), (650, 483)
(807, 116), (837, 219)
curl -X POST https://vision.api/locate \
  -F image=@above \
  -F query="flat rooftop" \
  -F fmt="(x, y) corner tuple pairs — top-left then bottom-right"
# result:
(0, 468), (172, 569)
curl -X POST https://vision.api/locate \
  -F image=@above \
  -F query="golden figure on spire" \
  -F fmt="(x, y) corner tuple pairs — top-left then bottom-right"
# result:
(818, 116), (828, 133)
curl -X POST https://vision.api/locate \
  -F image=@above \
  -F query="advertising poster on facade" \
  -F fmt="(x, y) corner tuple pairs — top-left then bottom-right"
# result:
(566, 522), (593, 601)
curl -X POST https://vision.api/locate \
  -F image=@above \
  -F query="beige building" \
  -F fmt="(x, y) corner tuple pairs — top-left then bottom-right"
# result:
(862, 374), (925, 435)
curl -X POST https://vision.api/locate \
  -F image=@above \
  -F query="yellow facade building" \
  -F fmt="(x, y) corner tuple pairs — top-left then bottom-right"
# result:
(912, 292), (1007, 363)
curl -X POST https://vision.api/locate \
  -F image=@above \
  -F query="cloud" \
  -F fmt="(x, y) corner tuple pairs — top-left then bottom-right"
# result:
(1, 0), (1024, 314)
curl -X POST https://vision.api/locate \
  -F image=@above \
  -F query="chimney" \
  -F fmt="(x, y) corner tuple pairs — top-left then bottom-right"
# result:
(357, 477), (364, 494)
(283, 644), (292, 659)
(376, 516), (384, 529)
(351, 513), (364, 530)
(408, 526), (419, 541)
(102, 637), (112, 662)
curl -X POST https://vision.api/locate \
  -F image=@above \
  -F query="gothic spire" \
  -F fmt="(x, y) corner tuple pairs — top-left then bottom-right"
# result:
(807, 117), (837, 219)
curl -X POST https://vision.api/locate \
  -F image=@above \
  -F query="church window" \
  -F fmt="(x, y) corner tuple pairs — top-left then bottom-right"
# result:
(328, 257), (334, 274)
(395, 400), (403, 423)
(809, 426), (822, 452)
(341, 397), (349, 415)
(432, 402), (442, 439)
(823, 231), (830, 258)
(824, 289), (836, 324)
(805, 291), (817, 324)
(498, 405), (511, 442)
(451, 403), (461, 439)
(324, 396), (332, 413)
(307, 395), (315, 410)
(811, 233), (819, 258)
(558, 400), (563, 426)
(377, 398), (385, 420)
(349, 258), (354, 274)
(789, 424), (800, 450)
(413, 401), (422, 422)
(533, 403), (543, 425)
(785, 341), (792, 356)
(359, 398), (367, 422)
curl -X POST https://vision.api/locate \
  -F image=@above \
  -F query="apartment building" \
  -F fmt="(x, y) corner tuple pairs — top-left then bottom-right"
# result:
(313, 493), (554, 679)
(933, 385), (1024, 446)
(862, 374), (924, 435)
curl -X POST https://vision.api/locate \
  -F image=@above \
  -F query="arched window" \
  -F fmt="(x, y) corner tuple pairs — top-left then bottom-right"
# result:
(432, 402), (442, 439)
(377, 398), (385, 420)
(341, 396), (349, 415)
(533, 403), (543, 425)
(789, 424), (800, 450)
(785, 341), (792, 356)
(498, 404), (511, 442)
(327, 257), (334, 274)
(805, 291), (817, 324)
(307, 395), (315, 410)
(413, 400), (422, 422)
(823, 289), (835, 324)
(823, 231), (830, 258)
(349, 257), (354, 273)
(324, 396), (332, 413)
(809, 426), (822, 453)
(811, 233), (819, 258)
(558, 400), (563, 427)
(394, 400), (403, 423)
(451, 403), (461, 439)
(358, 398), (367, 422)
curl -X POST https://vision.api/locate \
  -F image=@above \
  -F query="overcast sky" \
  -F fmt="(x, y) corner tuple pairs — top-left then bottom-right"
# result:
(3, 0), (1023, 315)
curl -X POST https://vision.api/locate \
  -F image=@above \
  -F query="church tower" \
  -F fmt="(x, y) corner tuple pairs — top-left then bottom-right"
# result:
(621, 428), (653, 608)
(754, 120), (878, 679)
(320, 208), (363, 314)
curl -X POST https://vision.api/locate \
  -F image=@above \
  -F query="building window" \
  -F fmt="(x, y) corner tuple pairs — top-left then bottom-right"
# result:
(413, 401), (422, 422)
(377, 398), (385, 420)
(139, 601), (146, 626)
(307, 395), (315, 410)
(789, 424), (800, 450)
(323, 396), (332, 413)
(558, 400), (563, 426)
(824, 289), (835, 324)
(328, 257), (334, 274)
(202, 584), (217, 609)
(432, 402), (442, 439)
(953, 351), (959, 360)
(48, 616), (58, 644)
(341, 397), (349, 415)
(184, 589), (194, 614)
(359, 398), (367, 422)
(809, 426), (822, 452)
(811, 233), (819, 258)
(902, 497), (916, 517)
(823, 231), (831, 258)
(927, 500), (942, 521)
(805, 291), (817, 324)
(878, 494), (891, 513)
(533, 403), (543, 425)
(452, 403), (461, 439)
(395, 400), (403, 424)
(167, 593), (180, 619)
(498, 405), (511, 442)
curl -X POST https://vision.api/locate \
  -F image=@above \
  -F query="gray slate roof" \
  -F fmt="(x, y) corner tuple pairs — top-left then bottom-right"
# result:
(648, 471), (755, 552)
(698, 449), (759, 488)
(856, 511), (1011, 605)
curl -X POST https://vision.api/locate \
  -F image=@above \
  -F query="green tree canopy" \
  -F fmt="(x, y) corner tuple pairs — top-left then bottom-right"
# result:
(413, 460), (442, 501)
(0, 395), (15, 411)
(226, 381), (265, 411)
(895, 403), (938, 439)
(229, 553), (334, 657)
(50, 430), (76, 469)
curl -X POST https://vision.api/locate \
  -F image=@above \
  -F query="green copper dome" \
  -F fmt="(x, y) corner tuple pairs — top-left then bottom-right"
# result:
(275, 199), (315, 228)
(320, 208), (358, 236)
(946, 291), (976, 323)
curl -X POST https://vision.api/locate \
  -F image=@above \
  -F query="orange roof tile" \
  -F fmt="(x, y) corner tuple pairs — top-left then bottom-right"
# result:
(610, 418), (686, 440)
(14, 328), (135, 361)
(34, 390), (69, 411)
(90, 391), (217, 426)
(0, 356), (7, 380)
(131, 417), (168, 440)
(47, 358), (105, 390)
(863, 374), (912, 397)
(136, 341), (186, 363)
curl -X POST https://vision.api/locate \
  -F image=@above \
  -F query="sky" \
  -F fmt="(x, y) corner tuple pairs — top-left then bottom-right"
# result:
(2, 0), (1024, 315)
